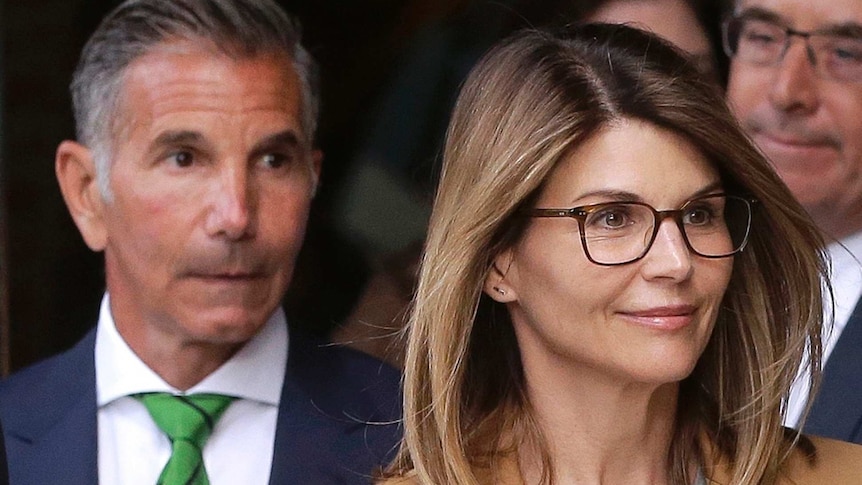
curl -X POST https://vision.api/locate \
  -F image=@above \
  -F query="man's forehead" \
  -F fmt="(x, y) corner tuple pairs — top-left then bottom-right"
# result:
(113, 42), (307, 142)
(735, 0), (862, 30)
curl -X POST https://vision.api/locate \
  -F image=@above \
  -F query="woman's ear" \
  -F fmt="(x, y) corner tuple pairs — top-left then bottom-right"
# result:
(483, 249), (518, 303)
(55, 140), (108, 251)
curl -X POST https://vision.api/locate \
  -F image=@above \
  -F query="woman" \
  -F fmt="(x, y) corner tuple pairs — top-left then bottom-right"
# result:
(336, 0), (725, 367)
(383, 24), (862, 484)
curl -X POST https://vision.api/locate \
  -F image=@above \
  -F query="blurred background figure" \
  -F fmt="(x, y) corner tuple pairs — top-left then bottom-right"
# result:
(724, 0), (862, 444)
(584, 0), (722, 81)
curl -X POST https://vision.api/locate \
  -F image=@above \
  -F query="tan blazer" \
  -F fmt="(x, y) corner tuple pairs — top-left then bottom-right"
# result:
(761, 436), (862, 485)
(382, 436), (862, 484)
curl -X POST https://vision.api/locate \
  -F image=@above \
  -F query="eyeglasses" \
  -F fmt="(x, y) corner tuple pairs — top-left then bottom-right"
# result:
(527, 194), (755, 266)
(722, 15), (862, 83)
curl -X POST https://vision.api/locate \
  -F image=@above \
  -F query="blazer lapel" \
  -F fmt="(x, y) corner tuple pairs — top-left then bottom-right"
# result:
(805, 296), (862, 443)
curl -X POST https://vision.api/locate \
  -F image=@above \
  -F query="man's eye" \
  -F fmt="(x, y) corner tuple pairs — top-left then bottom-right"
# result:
(740, 21), (784, 47)
(168, 151), (194, 168)
(743, 30), (780, 46)
(829, 40), (862, 63)
(261, 153), (292, 169)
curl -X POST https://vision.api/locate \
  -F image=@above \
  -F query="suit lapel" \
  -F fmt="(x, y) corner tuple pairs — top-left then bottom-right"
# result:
(805, 296), (862, 443)
(268, 367), (348, 484)
(268, 330), (401, 484)
(269, 333), (349, 485)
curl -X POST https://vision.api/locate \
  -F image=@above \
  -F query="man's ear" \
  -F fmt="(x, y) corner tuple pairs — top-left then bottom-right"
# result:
(483, 249), (518, 303)
(55, 140), (108, 251)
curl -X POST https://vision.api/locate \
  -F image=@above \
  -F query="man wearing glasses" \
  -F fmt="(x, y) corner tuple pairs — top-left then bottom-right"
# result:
(724, 0), (862, 444)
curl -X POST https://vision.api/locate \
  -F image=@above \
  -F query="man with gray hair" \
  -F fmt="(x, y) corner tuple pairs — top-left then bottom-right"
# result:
(0, 0), (400, 483)
(724, 0), (862, 443)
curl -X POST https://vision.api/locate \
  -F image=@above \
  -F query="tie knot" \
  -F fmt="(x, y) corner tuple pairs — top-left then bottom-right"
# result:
(134, 393), (235, 444)
(134, 393), (235, 485)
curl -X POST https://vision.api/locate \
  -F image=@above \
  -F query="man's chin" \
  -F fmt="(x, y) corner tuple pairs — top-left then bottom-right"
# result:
(181, 308), (273, 345)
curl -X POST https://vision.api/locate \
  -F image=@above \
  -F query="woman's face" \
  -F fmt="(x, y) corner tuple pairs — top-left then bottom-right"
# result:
(488, 119), (733, 386)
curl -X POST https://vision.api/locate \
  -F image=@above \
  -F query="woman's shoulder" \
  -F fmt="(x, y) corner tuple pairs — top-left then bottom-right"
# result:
(779, 435), (862, 484)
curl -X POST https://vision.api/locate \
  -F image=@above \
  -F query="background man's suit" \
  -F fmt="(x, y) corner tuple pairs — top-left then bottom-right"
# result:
(806, 298), (862, 444)
(0, 327), (401, 484)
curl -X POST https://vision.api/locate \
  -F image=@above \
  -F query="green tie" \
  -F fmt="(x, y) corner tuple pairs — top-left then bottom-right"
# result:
(134, 393), (236, 485)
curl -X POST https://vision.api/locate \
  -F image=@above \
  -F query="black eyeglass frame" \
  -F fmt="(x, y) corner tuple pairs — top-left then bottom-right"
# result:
(721, 14), (862, 83)
(526, 194), (757, 266)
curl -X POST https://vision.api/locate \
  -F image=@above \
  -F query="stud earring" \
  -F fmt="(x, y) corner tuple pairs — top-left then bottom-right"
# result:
(493, 286), (506, 296)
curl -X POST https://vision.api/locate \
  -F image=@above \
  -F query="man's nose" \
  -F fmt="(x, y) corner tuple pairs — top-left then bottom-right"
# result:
(640, 219), (693, 282)
(205, 165), (255, 240)
(769, 38), (819, 114)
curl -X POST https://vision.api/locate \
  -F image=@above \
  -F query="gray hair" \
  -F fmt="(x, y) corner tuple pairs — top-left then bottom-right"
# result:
(70, 0), (320, 197)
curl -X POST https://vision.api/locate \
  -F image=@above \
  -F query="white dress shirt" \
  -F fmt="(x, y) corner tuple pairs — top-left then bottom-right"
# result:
(784, 231), (862, 429)
(95, 294), (288, 485)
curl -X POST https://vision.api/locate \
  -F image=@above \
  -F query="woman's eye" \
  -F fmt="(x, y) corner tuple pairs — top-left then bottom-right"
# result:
(589, 207), (631, 229)
(684, 208), (712, 225)
(601, 211), (626, 227)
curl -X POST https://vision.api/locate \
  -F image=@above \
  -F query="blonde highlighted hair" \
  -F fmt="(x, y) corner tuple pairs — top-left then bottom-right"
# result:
(387, 24), (827, 485)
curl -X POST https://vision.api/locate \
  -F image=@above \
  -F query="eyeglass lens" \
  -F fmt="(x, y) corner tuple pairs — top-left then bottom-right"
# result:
(581, 195), (751, 265)
(724, 17), (862, 82)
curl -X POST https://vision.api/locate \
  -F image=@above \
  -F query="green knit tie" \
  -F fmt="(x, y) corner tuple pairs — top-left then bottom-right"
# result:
(134, 393), (236, 485)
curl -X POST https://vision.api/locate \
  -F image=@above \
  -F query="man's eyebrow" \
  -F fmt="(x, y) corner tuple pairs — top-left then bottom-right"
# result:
(151, 130), (207, 149)
(735, 7), (784, 25)
(250, 130), (301, 155)
(819, 22), (862, 38)
(736, 7), (862, 37)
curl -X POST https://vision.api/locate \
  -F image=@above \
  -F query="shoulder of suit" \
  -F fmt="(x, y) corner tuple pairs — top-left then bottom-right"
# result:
(778, 435), (862, 484)
(0, 328), (95, 402)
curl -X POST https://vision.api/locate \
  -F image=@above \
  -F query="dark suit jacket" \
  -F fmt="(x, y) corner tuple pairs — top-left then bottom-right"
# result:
(805, 297), (862, 444)
(0, 419), (8, 485)
(0, 326), (401, 484)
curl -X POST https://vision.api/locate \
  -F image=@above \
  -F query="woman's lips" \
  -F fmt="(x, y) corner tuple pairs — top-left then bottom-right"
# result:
(618, 305), (696, 330)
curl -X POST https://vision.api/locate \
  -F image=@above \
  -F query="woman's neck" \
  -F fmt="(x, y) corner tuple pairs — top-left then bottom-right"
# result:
(518, 359), (682, 485)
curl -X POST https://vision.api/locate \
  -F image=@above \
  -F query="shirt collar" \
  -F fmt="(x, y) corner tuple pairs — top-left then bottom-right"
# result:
(95, 293), (287, 407)
(825, 230), (862, 334)
(828, 230), (862, 275)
